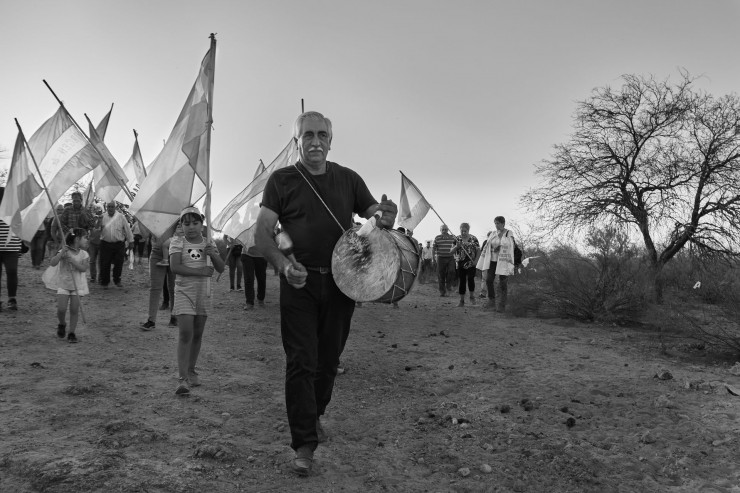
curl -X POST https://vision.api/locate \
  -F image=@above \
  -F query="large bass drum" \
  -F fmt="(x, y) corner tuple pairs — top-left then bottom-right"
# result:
(332, 226), (422, 303)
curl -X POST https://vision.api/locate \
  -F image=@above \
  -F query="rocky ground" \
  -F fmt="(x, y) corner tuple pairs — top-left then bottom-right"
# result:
(1, 254), (740, 492)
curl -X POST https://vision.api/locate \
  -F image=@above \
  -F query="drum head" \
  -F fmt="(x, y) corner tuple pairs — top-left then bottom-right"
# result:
(332, 226), (400, 302)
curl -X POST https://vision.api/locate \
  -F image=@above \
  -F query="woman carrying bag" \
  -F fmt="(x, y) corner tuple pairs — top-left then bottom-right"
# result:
(478, 216), (516, 312)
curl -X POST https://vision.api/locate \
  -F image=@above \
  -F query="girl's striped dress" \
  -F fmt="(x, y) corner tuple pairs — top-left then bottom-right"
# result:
(169, 236), (212, 316)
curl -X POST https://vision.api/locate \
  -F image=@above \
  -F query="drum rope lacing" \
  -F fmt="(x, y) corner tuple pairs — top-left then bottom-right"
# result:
(294, 164), (347, 234)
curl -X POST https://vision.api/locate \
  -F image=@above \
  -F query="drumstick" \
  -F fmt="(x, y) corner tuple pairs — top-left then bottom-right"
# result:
(357, 212), (382, 237)
(275, 232), (300, 268)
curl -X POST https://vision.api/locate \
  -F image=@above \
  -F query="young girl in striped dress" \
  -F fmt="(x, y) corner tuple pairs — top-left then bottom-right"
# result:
(169, 207), (224, 395)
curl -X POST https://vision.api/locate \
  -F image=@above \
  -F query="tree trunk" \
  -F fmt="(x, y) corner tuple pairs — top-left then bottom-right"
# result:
(649, 262), (665, 304)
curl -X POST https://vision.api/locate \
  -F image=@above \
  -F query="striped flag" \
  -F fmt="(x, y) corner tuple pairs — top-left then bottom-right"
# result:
(88, 108), (131, 203)
(397, 171), (431, 233)
(212, 139), (298, 248)
(9, 107), (98, 241)
(114, 134), (146, 205)
(129, 43), (214, 237)
(253, 159), (265, 179)
(0, 127), (43, 240)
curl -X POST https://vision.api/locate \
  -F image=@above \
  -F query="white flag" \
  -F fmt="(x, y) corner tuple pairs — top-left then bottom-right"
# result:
(114, 136), (146, 205)
(11, 107), (97, 241)
(212, 139), (298, 249)
(398, 171), (431, 233)
(0, 127), (43, 240)
(89, 109), (130, 203)
(129, 44), (214, 237)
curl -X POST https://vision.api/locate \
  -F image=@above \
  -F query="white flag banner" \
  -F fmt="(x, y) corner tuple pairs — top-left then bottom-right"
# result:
(89, 109), (130, 203)
(114, 137), (146, 205)
(397, 171), (431, 233)
(0, 127), (43, 240)
(212, 139), (298, 249)
(129, 45), (214, 237)
(12, 107), (97, 241)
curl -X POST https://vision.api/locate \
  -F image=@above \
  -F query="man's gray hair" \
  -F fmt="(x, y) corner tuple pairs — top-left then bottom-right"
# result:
(293, 111), (332, 141)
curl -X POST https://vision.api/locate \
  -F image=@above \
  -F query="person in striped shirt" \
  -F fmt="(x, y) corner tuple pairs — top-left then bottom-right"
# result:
(433, 224), (456, 297)
(0, 187), (21, 312)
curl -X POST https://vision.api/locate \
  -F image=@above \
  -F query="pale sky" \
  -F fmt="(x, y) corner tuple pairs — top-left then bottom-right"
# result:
(1, 0), (740, 244)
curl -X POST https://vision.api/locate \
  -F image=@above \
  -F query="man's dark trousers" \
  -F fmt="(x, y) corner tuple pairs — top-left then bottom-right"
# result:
(437, 256), (455, 295)
(99, 240), (125, 286)
(280, 270), (355, 451)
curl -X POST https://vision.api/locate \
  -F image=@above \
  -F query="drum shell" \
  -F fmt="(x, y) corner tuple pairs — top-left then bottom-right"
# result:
(331, 226), (421, 303)
(374, 230), (421, 303)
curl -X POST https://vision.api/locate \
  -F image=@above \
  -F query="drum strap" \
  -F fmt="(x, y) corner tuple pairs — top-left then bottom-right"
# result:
(294, 164), (346, 234)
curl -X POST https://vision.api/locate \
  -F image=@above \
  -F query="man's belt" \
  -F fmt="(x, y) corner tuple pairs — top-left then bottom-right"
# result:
(305, 266), (331, 274)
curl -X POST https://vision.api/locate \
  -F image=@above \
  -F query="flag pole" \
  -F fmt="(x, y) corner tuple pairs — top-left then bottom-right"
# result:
(15, 118), (86, 323)
(134, 129), (146, 177)
(204, 33), (217, 244)
(41, 80), (134, 201)
(203, 34), (217, 293)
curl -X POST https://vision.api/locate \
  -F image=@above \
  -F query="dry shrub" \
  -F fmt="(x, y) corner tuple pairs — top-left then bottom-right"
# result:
(507, 278), (548, 318)
(670, 259), (740, 355)
(509, 227), (649, 322)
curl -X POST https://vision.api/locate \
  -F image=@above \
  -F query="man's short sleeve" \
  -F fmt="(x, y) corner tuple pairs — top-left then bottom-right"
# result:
(260, 173), (281, 215)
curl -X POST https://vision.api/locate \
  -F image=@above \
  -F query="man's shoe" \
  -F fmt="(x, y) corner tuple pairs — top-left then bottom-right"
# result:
(57, 324), (66, 338)
(292, 446), (313, 476)
(115, 282), (123, 288)
(236, 287), (244, 291)
(257, 299), (265, 307)
(168, 316), (178, 327)
(175, 378), (190, 395)
(67, 333), (78, 343)
(141, 320), (156, 331)
(316, 419), (327, 443)
(159, 302), (169, 311)
(244, 303), (254, 311)
(7, 299), (17, 311)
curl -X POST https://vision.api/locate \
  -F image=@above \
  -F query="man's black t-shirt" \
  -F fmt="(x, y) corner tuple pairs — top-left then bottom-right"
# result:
(261, 161), (376, 267)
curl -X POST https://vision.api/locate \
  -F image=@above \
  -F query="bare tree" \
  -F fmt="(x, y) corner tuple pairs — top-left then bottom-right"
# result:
(522, 71), (740, 302)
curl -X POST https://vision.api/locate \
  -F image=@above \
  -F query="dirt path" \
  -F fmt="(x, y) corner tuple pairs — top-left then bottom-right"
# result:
(1, 255), (739, 492)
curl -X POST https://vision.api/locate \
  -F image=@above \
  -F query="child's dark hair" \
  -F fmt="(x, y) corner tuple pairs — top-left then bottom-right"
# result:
(65, 228), (88, 246)
(181, 213), (204, 223)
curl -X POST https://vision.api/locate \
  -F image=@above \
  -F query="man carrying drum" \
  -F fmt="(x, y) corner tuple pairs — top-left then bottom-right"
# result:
(254, 111), (397, 476)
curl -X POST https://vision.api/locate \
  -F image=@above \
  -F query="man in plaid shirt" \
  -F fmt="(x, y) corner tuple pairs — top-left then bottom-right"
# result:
(58, 192), (94, 238)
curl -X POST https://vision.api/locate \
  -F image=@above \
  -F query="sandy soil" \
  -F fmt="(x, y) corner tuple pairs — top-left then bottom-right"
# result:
(1, 254), (740, 492)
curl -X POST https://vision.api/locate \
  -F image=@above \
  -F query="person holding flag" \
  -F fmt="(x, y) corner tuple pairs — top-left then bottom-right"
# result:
(254, 111), (397, 476)
(169, 207), (224, 395)
(450, 222), (479, 307)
